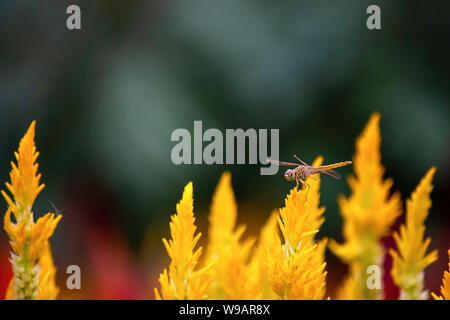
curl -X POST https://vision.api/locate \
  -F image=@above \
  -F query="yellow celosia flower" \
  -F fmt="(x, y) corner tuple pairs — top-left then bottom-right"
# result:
(37, 243), (60, 300)
(153, 112), (443, 301)
(154, 182), (211, 300)
(204, 172), (259, 299)
(390, 167), (438, 300)
(431, 250), (450, 300)
(2, 121), (62, 300)
(249, 210), (279, 300)
(335, 275), (361, 300)
(266, 157), (328, 300)
(330, 112), (402, 299)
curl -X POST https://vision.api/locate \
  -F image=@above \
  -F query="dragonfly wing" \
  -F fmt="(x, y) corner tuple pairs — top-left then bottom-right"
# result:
(293, 155), (310, 166)
(266, 159), (300, 167)
(307, 173), (319, 181)
(317, 168), (341, 179)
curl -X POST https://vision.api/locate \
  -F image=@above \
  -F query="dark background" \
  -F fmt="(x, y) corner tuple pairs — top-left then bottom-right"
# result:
(0, 1), (448, 299)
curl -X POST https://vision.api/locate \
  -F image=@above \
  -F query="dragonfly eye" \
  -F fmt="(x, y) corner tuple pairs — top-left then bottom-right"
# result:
(284, 170), (295, 180)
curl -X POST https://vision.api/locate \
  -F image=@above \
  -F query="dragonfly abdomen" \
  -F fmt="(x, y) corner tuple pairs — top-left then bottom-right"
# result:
(318, 161), (352, 171)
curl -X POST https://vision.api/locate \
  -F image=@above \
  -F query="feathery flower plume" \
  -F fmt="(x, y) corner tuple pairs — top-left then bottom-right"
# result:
(204, 172), (259, 299)
(249, 210), (279, 299)
(335, 275), (361, 300)
(390, 167), (438, 299)
(330, 113), (402, 299)
(37, 243), (60, 299)
(2, 121), (62, 300)
(431, 250), (450, 300)
(266, 157), (328, 300)
(154, 182), (211, 300)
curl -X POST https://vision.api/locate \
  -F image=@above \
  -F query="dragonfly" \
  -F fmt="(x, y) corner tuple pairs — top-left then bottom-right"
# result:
(267, 155), (352, 189)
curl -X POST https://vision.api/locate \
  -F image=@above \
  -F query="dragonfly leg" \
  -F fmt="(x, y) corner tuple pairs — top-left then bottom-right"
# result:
(299, 179), (310, 200)
(296, 179), (305, 190)
(298, 179), (307, 188)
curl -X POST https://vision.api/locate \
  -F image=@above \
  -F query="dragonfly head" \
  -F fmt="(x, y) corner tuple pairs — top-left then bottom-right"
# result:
(284, 169), (296, 181)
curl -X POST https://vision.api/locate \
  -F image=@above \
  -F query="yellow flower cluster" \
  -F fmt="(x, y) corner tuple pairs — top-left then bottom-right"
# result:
(156, 159), (328, 300)
(2, 121), (61, 300)
(329, 112), (446, 300)
(431, 250), (450, 300)
(156, 112), (448, 300)
(154, 182), (211, 299)
(390, 167), (438, 299)
(250, 210), (279, 300)
(204, 172), (259, 299)
(330, 112), (402, 299)
(36, 244), (59, 300)
(265, 157), (327, 300)
(2, 114), (446, 301)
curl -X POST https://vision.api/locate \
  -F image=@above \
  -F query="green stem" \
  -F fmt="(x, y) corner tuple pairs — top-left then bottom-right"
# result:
(12, 209), (39, 300)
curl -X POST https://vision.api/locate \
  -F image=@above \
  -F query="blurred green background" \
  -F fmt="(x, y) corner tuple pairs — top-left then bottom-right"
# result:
(0, 0), (448, 299)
